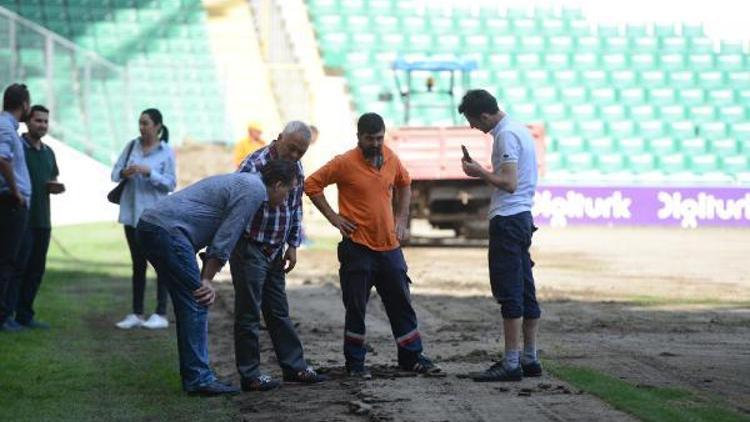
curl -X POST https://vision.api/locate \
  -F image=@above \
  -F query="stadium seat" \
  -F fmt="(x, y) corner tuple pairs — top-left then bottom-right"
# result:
(600, 104), (626, 120)
(689, 37), (714, 53)
(609, 120), (636, 137)
(631, 54), (656, 71)
(727, 71), (750, 88)
(699, 122), (728, 140)
(688, 105), (716, 122)
(581, 70), (607, 88)
(566, 152), (595, 170)
(659, 153), (687, 173)
(631, 37), (659, 53)
(579, 120), (606, 137)
(638, 120), (666, 138)
(588, 136), (615, 153)
(628, 153), (655, 172)
(712, 139), (739, 157)
(610, 70), (637, 88)
(718, 106), (745, 124)
(620, 88), (646, 105)
(640, 70), (666, 88)
(668, 70), (694, 88)
(548, 36), (574, 52)
(721, 155), (749, 173)
(649, 137), (676, 154)
(630, 105), (657, 120)
(540, 103), (566, 121)
(619, 137), (646, 154)
(690, 155), (719, 173)
(597, 153), (626, 171)
(570, 103), (596, 120)
(552, 69), (577, 86)
(681, 138), (707, 154)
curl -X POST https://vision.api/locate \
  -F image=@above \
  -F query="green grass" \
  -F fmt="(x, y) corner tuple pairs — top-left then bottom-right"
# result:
(624, 295), (750, 308)
(547, 362), (749, 422)
(0, 222), (239, 422)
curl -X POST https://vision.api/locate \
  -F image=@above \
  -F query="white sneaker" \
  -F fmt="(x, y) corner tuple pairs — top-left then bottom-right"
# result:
(142, 313), (169, 329)
(115, 314), (145, 329)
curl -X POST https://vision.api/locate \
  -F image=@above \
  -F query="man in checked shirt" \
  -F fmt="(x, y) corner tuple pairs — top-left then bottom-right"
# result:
(230, 121), (326, 391)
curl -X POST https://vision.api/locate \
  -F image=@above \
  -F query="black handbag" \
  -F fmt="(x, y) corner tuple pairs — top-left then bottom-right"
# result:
(107, 140), (136, 204)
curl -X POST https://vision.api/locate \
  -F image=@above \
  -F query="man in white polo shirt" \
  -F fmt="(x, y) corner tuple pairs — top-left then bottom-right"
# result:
(458, 89), (542, 382)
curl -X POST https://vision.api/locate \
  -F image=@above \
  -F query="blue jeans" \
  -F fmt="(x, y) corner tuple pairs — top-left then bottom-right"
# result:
(337, 239), (423, 370)
(0, 201), (28, 326)
(488, 211), (541, 320)
(136, 220), (217, 391)
(229, 237), (307, 380)
(12, 227), (51, 324)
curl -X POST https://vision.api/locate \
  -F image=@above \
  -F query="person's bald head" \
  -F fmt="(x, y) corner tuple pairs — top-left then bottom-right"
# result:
(275, 120), (311, 162)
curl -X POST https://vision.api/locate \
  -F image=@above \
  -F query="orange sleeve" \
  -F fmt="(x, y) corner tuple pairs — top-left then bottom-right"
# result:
(304, 155), (344, 197)
(393, 155), (411, 187)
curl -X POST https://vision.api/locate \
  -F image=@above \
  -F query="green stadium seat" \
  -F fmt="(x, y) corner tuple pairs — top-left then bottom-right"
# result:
(716, 54), (744, 71)
(436, 34), (461, 51)
(429, 17), (455, 34)
(668, 71), (694, 88)
(677, 88), (705, 106)
(590, 87), (617, 105)
(545, 152), (563, 170)
(659, 104), (685, 123)
(699, 122), (727, 139)
(520, 36), (545, 53)
(670, 121), (697, 139)
(630, 104), (657, 120)
(718, 105), (745, 124)
(369, 0), (393, 15)
(491, 35), (516, 51)
(502, 86), (528, 103)
(638, 120), (665, 138)
(597, 153), (626, 171)
(570, 103), (596, 119)
(581, 70), (607, 88)
(661, 36), (687, 53)
(531, 85), (556, 103)
(689, 37), (714, 53)
(572, 52), (598, 70)
(552, 70), (577, 86)
(379, 33), (405, 50)
(721, 155), (749, 173)
(576, 36), (601, 52)
(625, 24), (647, 37)
(631, 37), (658, 53)
(470, 69), (493, 88)
(649, 88), (676, 106)
(696, 71), (724, 89)
(727, 71), (750, 88)
(649, 137), (676, 154)
(560, 87), (587, 104)
(628, 153), (655, 172)
(654, 24), (676, 37)
(687, 54), (714, 71)
(515, 53), (541, 69)
(600, 104), (626, 120)
(712, 139), (739, 157)
(548, 36), (574, 52)
(719, 40), (743, 54)
(352, 33), (377, 49)
(603, 36), (628, 52)
(464, 35), (489, 52)
(688, 105), (716, 122)
(541, 19), (565, 35)
(597, 25), (620, 37)
(340, 0), (365, 15)
(512, 103), (538, 121)
(309, 0), (337, 13)
(406, 34), (432, 52)
(609, 120), (636, 137)
(611, 70), (637, 88)
(566, 152), (595, 170)
(545, 53), (570, 69)
(690, 155), (719, 173)
(631, 53), (656, 71)
(738, 89), (750, 105)
(457, 18), (481, 35)
(484, 18), (511, 34)
(619, 137), (646, 154)
(682, 23), (704, 37)
(730, 122), (750, 140)
(588, 136), (615, 153)
(681, 137), (707, 154)
(620, 88), (645, 105)
(540, 103), (566, 121)
(659, 153), (687, 173)
(400, 16), (427, 34)
(548, 121), (576, 136)
(372, 16), (398, 33)
(660, 54), (685, 69)
(512, 19), (537, 35)
(579, 120), (606, 137)
(708, 89), (734, 106)
(640, 70), (666, 88)
(495, 69), (521, 86)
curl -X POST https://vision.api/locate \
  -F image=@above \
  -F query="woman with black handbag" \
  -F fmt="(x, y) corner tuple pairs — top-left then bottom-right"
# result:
(110, 108), (176, 330)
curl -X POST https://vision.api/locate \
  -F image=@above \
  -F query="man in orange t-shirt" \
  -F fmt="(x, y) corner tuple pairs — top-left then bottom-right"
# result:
(305, 113), (440, 379)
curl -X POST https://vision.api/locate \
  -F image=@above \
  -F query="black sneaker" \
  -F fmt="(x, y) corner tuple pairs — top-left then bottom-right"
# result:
(187, 380), (240, 396)
(400, 354), (442, 374)
(521, 360), (543, 377)
(241, 374), (282, 392)
(283, 366), (328, 384)
(472, 362), (523, 382)
(347, 366), (373, 380)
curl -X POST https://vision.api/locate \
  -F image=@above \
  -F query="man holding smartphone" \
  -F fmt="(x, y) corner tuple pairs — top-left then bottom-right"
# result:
(458, 89), (542, 382)
(8, 105), (65, 329)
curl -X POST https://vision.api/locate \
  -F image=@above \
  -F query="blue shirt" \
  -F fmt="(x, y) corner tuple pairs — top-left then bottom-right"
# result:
(489, 115), (538, 218)
(111, 138), (176, 227)
(140, 173), (267, 265)
(0, 111), (32, 203)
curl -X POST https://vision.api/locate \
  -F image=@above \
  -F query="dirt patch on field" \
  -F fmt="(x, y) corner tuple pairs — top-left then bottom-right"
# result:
(204, 226), (750, 421)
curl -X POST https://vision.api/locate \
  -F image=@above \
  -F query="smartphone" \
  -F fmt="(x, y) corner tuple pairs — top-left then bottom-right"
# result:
(461, 145), (472, 161)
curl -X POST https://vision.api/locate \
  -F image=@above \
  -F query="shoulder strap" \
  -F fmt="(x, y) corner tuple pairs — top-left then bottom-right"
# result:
(123, 139), (136, 163)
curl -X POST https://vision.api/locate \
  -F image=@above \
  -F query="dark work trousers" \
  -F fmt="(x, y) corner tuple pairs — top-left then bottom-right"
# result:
(337, 238), (423, 371)
(0, 201), (28, 326)
(229, 237), (307, 380)
(124, 225), (168, 315)
(12, 227), (51, 324)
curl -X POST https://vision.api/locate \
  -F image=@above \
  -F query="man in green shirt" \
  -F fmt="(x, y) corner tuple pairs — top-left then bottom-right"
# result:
(8, 105), (64, 329)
